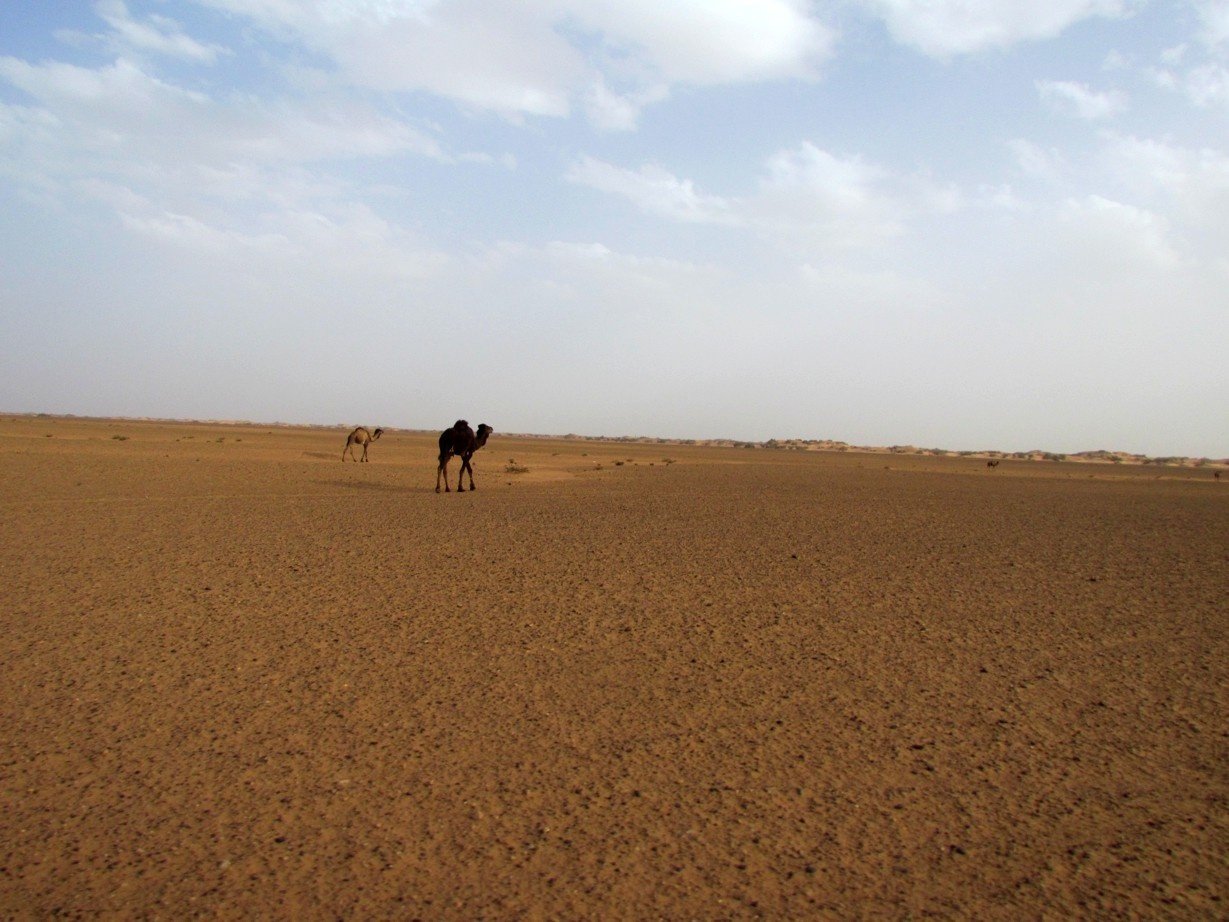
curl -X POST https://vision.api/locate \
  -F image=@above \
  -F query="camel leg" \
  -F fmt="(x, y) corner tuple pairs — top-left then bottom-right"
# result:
(437, 457), (450, 493)
(465, 455), (477, 490)
(361, 443), (369, 462)
(456, 455), (469, 492)
(342, 440), (349, 462)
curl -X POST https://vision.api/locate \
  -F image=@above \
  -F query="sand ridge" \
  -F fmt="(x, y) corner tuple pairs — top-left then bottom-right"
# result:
(1, 415), (1226, 917)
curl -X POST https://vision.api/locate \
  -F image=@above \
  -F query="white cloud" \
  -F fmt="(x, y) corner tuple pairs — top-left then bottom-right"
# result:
(0, 55), (207, 112)
(566, 156), (737, 224)
(568, 146), (899, 239)
(582, 79), (668, 132)
(553, 0), (833, 85)
(0, 55), (446, 210)
(96, 0), (228, 63)
(1036, 79), (1128, 118)
(1008, 138), (1069, 181)
(751, 142), (904, 247)
(336, 6), (581, 117)
(1100, 135), (1229, 252)
(568, 143), (964, 253)
(193, 0), (835, 125)
(118, 209), (288, 251)
(1105, 136), (1229, 196)
(1182, 62), (1229, 106)
(1146, 4), (1229, 108)
(1059, 194), (1181, 268)
(1104, 135), (1193, 193)
(1148, 60), (1229, 107)
(861, 0), (1130, 56)
(111, 193), (457, 290)
(1197, 0), (1229, 47)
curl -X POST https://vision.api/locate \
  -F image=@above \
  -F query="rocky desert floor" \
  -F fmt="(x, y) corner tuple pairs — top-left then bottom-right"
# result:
(1, 415), (1226, 919)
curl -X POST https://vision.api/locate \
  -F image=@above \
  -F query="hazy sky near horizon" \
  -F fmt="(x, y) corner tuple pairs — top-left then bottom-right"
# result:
(1, 1), (1226, 455)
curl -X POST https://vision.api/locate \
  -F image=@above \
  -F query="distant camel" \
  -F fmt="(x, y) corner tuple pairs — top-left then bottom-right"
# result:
(342, 426), (383, 462)
(987, 459), (1000, 468)
(436, 420), (493, 492)
(1216, 471), (1222, 481)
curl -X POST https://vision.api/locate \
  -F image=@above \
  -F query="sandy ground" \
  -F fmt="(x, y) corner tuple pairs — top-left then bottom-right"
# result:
(1, 415), (1226, 919)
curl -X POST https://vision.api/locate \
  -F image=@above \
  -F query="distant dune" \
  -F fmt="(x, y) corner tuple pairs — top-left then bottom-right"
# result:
(503, 432), (1226, 469)
(13, 412), (1226, 469)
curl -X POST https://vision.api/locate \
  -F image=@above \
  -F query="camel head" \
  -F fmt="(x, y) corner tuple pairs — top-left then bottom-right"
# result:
(476, 424), (493, 447)
(372, 428), (384, 440)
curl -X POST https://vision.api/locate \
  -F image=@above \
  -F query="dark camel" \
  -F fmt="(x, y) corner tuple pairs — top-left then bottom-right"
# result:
(436, 420), (493, 492)
(342, 426), (383, 462)
(986, 459), (1000, 469)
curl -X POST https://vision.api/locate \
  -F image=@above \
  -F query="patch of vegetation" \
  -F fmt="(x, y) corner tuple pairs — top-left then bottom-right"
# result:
(505, 460), (529, 474)
(111, 435), (129, 441)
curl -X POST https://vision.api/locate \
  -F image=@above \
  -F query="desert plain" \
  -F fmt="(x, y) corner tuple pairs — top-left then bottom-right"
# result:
(1, 414), (1225, 919)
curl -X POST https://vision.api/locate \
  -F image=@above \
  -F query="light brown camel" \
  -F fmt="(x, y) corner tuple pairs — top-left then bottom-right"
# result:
(436, 420), (493, 492)
(342, 426), (383, 462)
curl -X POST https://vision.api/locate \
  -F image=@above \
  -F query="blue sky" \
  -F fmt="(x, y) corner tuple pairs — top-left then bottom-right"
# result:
(1, 1), (1226, 455)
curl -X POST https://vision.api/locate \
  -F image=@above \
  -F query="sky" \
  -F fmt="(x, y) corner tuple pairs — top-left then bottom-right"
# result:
(1, 1), (1226, 456)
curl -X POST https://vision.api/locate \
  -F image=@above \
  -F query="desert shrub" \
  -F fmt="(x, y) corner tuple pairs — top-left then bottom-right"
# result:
(111, 435), (128, 441)
(505, 462), (529, 474)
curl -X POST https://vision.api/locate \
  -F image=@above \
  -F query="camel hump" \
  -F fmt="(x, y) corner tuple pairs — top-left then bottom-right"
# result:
(454, 419), (468, 429)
